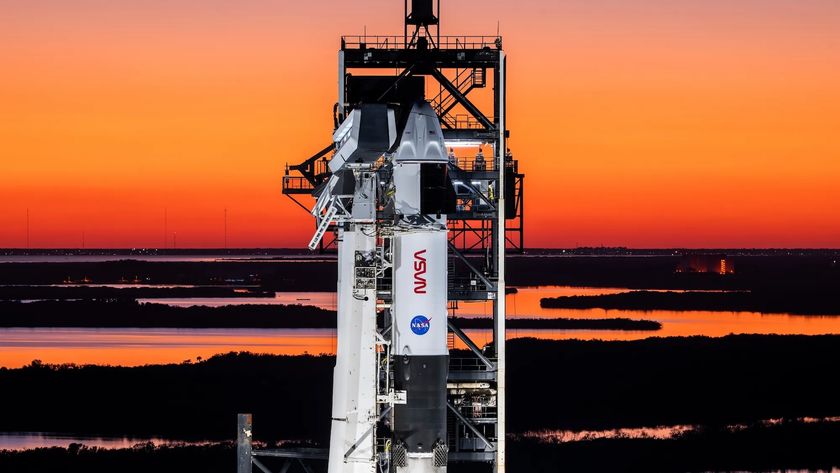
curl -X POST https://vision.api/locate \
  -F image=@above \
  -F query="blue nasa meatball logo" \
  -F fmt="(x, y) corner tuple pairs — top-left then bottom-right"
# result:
(410, 315), (431, 335)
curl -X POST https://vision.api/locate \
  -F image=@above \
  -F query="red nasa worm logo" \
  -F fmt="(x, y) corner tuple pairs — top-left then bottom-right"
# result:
(413, 249), (427, 294)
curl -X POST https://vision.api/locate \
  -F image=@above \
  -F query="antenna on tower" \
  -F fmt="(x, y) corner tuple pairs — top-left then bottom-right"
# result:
(26, 208), (30, 250)
(224, 208), (228, 250)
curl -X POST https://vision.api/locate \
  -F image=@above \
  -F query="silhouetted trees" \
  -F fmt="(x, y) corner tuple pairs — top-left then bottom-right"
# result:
(2, 335), (839, 442)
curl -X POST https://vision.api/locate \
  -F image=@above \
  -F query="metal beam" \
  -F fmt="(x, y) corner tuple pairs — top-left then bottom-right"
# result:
(297, 459), (316, 473)
(288, 143), (335, 186)
(495, 50), (507, 473)
(342, 49), (501, 68)
(253, 449), (329, 460)
(284, 194), (312, 213)
(448, 320), (496, 370)
(343, 406), (392, 460)
(252, 458), (275, 473)
(237, 414), (253, 473)
(429, 68), (493, 130)
(376, 64), (417, 103)
(448, 241), (496, 291)
(447, 402), (495, 451)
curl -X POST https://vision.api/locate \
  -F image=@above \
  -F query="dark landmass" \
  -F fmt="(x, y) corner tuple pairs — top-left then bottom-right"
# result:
(0, 259), (336, 290)
(0, 352), (334, 441)
(0, 444), (237, 473)
(450, 316), (661, 331)
(1, 254), (837, 294)
(0, 286), (272, 301)
(505, 335), (840, 432)
(3, 420), (840, 473)
(0, 300), (658, 330)
(0, 300), (336, 328)
(541, 290), (840, 315)
(1, 335), (838, 442)
(508, 254), (840, 291)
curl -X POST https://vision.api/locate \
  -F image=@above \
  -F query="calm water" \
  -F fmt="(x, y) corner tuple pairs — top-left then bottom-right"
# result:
(518, 416), (840, 444)
(460, 285), (840, 345)
(1, 286), (839, 367)
(0, 328), (336, 367)
(4, 416), (839, 452)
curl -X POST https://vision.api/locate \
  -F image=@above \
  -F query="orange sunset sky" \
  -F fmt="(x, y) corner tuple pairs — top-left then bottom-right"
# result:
(1, 0), (839, 248)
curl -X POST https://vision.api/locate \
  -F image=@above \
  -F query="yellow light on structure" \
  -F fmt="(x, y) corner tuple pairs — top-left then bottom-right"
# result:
(444, 140), (483, 148)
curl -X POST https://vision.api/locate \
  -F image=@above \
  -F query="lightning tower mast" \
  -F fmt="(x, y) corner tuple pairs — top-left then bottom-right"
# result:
(281, 2), (524, 472)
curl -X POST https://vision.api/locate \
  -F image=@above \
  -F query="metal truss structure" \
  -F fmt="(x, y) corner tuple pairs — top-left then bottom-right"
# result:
(266, 3), (524, 473)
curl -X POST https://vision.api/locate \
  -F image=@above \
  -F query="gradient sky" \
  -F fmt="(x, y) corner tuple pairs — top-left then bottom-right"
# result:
(1, 0), (839, 248)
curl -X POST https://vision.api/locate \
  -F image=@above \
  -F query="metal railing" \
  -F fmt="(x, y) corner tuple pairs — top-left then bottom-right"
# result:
(342, 35), (501, 51)
(282, 176), (315, 192)
(442, 113), (492, 130)
(432, 68), (481, 118)
(451, 401), (498, 423)
(452, 156), (497, 172)
(449, 356), (496, 373)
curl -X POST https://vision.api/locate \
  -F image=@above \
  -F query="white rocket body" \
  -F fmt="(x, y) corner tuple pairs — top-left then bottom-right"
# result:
(328, 227), (378, 473)
(322, 102), (451, 473)
(392, 232), (448, 358)
(390, 102), (450, 473)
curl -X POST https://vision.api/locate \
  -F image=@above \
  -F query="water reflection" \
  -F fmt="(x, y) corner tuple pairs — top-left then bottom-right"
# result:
(0, 328), (336, 368)
(1, 286), (840, 368)
(457, 286), (840, 344)
(5, 416), (838, 452)
(517, 416), (840, 444)
(0, 432), (217, 451)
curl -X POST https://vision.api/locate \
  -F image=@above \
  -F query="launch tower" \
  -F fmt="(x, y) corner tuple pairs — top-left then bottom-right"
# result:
(281, 2), (524, 472)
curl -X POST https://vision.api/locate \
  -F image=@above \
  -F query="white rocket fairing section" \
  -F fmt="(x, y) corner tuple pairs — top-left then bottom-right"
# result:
(323, 105), (396, 473)
(390, 102), (450, 473)
(328, 227), (378, 473)
(316, 101), (452, 473)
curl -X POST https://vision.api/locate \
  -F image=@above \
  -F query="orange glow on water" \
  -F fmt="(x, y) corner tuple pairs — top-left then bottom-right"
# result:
(1, 1), (839, 248)
(0, 328), (337, 368)
(3, 286), (840, 368)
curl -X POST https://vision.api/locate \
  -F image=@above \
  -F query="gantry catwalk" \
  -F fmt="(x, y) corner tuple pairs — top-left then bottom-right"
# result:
(274, 2), (524, 473)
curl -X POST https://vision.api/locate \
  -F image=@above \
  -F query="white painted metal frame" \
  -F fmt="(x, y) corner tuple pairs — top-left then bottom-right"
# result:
(495, 51), (506, 473)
